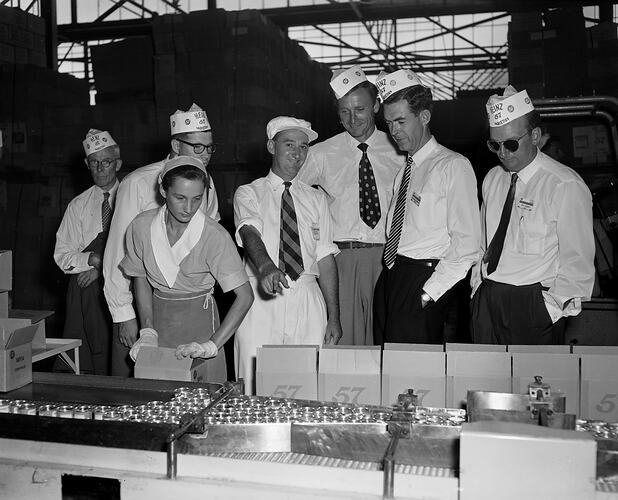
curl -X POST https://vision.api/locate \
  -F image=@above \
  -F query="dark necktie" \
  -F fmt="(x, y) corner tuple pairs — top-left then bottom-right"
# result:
(279, 182), (304, 281)
(358, 143), (381, 228)
(484, 172), (518, 275)
(383, 156), (413, 269)
(101, 192), (112, 233)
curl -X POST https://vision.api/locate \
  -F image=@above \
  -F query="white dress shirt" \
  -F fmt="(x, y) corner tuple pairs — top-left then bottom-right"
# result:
(387, 136), (481, 300)
(103, 157), (219, 323)
(233, 170), (339, 278)
(297, 129), (404, 243)
(54, 181), (119, 274)
(471, 149), (595, 322)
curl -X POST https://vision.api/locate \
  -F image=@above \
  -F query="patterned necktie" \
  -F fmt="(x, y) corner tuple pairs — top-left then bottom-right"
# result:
(101, 192), (112, 233)
(279, 181), (304, 281)
(358, 143), (381, 228)
(484, 172), (518, 275)
(383, 156), (413, 269)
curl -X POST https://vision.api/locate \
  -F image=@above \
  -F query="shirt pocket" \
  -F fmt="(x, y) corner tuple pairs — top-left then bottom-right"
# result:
(516, 219), (547, 255)
(407, 191), (443, 230)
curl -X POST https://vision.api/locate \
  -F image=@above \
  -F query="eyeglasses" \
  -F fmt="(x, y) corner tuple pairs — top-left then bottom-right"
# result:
(176, 138), (216, 155)
(486, 131), (530, 153)
(87, 158), (118, 169)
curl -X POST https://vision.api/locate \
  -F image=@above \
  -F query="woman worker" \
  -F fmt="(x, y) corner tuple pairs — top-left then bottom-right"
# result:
(120, 155), (253, 382)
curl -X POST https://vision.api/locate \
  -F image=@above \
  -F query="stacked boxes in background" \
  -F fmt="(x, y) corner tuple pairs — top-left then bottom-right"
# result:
(256, 345), (318, 400)
(446, 343), (511, 409)
(319, 346), (381, 406)
(576, 345), (618, 422)
(0, 5), (46, 67)
(510, 345), (579, 416)
(381, 343), (446, 407)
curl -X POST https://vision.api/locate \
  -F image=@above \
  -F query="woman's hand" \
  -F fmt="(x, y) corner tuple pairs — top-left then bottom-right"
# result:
(175, 340), (218, 359)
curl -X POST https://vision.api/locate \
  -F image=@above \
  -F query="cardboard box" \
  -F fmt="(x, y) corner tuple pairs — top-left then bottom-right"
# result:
(446, 344), (510, 409)
(2, 310), (52, 351)
(460, 421), (596, 500)
(0, 250), (11, 291)
(256, 345), (318, 400)
(318, 346), (381, 405)
(0, 291), (7, 318)
(581, 354), (618, 421)
(573, 345), (618, 355)
(381, 343), (445, 407)
(134, 346), (211, 382)
(507, 344), (571, 353)
(512, 352), (579, 415)
(0, 322), (38, 392)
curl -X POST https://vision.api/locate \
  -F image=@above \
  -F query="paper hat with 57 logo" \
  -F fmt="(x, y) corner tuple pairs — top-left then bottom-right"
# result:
(170, 103), (211, 135)
(486, 85), (535, 128)
(376, 69), (426, 103)
(330, 65), (368, 99)
(83, 129), (117, 156)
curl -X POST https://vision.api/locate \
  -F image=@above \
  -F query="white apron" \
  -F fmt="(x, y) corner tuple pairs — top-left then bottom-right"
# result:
(234, 274), (327, 395)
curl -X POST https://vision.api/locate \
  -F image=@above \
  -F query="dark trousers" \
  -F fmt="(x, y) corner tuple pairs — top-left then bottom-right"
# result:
(63, 274), (112, 375)
(111, 324), (133, 377)
(373, 256), (453, 345)
(470, 279), (566, 345)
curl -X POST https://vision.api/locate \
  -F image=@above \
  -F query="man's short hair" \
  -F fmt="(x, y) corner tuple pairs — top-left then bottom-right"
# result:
(384, 85), (433, 116)
(523, 109), (542, 131)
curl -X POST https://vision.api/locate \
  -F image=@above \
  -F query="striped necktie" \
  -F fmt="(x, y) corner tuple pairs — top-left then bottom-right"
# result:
(383, 156), (413, 269)
(358, 142), (381, 228)
(279, 181), (304, 281)
(483, 172), (518, 275)
(101, 192), (112, 233)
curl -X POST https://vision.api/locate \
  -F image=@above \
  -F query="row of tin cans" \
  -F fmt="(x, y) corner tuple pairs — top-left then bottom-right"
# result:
(576, 419), (618, 439)
(0, 387), (213, 425)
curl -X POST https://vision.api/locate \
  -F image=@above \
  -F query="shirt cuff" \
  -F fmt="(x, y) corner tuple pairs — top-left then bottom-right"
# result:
(109, 304), (137, 323)
(422, 279), (446, 302)
(235, 220), (263, 247)
(64, 252), (93, 274)
(315, 243), (339, 262)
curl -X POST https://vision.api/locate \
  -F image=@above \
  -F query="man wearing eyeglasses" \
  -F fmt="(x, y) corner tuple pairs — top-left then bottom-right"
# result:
(103, 103), (220, 376)
(54, 129), (122, 375)
(470, 86), (595, 344)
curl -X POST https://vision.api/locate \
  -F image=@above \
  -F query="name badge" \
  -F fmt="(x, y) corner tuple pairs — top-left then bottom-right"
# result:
(411, 192), (422, 206)
(517, 198), (534, 211)
(311, 222), (320, 240)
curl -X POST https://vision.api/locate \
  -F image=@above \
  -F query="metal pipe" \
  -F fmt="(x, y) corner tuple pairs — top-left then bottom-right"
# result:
(167, 439), (177, 480)
(382, 428), (402, 499)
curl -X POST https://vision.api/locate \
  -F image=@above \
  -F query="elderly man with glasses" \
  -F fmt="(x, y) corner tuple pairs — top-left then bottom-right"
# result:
(103, 103), (220, 376)
(470, 86), (595, 345)
(54, 129), (122, 374)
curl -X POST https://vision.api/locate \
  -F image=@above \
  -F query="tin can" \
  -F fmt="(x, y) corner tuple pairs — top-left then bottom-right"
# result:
(37, 404), (58, 417)
(73, 405), (94, 420)
(55, 405), (75, 418)
(0, 399), (12, 413)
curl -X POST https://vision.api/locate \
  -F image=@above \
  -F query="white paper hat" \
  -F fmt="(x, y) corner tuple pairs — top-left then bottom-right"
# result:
(330, 65), (368, 99)
(486, 85), (535, 128)
(83, 128), (117, 156)
(170, 103), (211, 135)
(266, 116), (318, 143)
(376, 69), (425, 102)
(158, 155), (207, 184)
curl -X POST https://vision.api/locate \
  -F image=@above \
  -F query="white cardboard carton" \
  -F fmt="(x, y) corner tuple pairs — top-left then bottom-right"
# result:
(580, 353), (618, 421)
(256, 345), (318, 400)
(134, 346), (211, 383)
(318, 345), (381, 405)
(0, 322), (38, 392)
(382, 343), (445, 407)
(0, 250), (11, 291)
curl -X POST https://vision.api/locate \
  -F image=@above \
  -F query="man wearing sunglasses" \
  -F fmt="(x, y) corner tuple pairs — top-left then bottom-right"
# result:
(54, 129), (122, 375)
(470, 86), (595, 345)
(373, 69), (481, 345)
(103, 103), (220, 376)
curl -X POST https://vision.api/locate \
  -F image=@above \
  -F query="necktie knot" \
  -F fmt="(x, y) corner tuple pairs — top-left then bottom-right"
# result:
(357, 143), (368, 154)
(283, 181), (292, 189)
(103, 192), (110, 200)
(510, 172), (518, 185)
(406, 155), (414, 168)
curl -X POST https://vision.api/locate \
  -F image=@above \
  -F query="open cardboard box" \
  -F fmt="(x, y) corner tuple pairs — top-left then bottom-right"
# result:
(134, 346), (211, 383)
(0, 322), (38, 392)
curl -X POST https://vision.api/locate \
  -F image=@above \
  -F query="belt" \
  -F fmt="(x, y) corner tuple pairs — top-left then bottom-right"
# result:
(335, 241), (384, 250)
(395, 255), (439, 268)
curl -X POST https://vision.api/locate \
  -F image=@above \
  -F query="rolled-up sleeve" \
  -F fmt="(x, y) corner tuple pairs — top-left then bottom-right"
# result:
(315, 190), (339, 263)
(54, 200), (92, 274)
(207, 227), (249, 293)
(233, 185), (264, 247)
(423, 159), (481, 300)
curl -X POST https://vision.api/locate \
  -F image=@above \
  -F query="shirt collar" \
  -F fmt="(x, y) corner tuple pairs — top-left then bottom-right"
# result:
(411, 135), (438, 165)
(345, 127), (379, 150)
(266, 169), (297, 191)
(94, 179), (119, 204)
(513, 148), (541, 184)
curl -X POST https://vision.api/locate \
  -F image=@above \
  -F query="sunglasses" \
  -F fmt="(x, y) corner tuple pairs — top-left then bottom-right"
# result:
(486, 130), (530, 153)
(176, 138), (216, 155)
